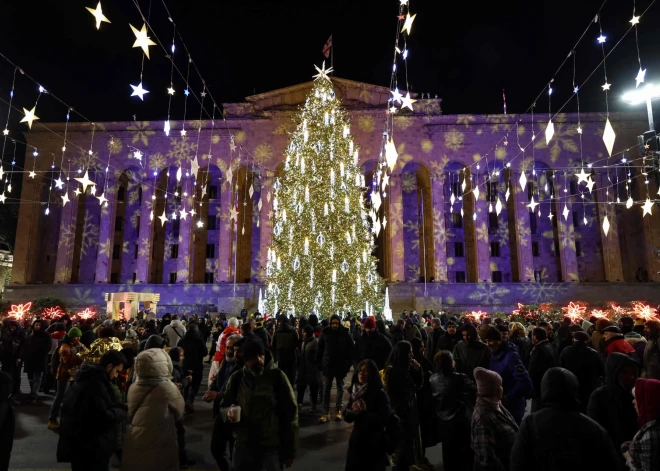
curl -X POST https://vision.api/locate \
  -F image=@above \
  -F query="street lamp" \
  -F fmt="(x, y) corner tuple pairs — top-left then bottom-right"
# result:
(622, 84), (660, 131)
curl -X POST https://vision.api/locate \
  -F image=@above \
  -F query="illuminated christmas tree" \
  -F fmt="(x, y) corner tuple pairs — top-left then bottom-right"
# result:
(264, 63), (383, 317)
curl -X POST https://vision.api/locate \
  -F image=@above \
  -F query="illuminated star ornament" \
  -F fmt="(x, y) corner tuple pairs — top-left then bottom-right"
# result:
(20, 106), (40, 129)
(61, 191), (70, 206)
(527, 196), (539, 212)
(129, 23), (156, 59)
(85, 2), (110, 30)
(159, 209), (168, 226)
(130, 82), (149, 100)
(313, 61), (334, 81)
(642, 198), (654, 216)
(586, 177), (595, 194)
(630, 15), (640, 25)
(8, 302), (32, 320)
(179, 207), (188, 220)
(562, 301), (587, 321)
(401, 92), (416, 111)
(575, 168), (590, 184)
(229, 206), (239, 222)
(190, 155), (200, 180)
(597, 34), (606, 43)
(167, 87), (175, 95)
(74, 170), (95, 193)
(96, 192), (108, 206)
(164, 120), (170, 136)
(401, 13), (417, 34)
(602, 82), (611, 91)
(635, 67), (646, 88)
(0, 193), (5, 204)
(391, 88), (403, 104)
(29, 170), (36, 178)
(54, 177), (64, 189)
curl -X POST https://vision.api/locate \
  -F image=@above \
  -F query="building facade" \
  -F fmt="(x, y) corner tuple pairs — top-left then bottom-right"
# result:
(5, 78), (660, 313)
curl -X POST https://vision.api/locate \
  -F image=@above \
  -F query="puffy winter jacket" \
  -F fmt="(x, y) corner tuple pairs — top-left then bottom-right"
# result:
(163, 320), (186, 350)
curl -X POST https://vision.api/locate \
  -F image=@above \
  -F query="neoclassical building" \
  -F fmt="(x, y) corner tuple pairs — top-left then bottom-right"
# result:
(5, 78), (660, 313)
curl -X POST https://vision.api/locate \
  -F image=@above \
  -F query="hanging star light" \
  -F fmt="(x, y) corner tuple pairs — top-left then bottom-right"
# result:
(20, 106), (40, 129)
(190, 155), (200, 180)
(562, 204), (570, 220)
(597, 34), (606, 43)
(519, 172), (527, 191)
(586, 176), (595, 194)
(602, 214), (610, 235)
(158, 209), (168, 226)
(167, 86), (175, 95)
(630, 15), (640, 25)
(85, 2), (110, 30)
(527, 196), (539, 212)
(602, 118), (616, 157)
(505, 186), (510, 201)
(401, 13), (417, 34)
(313, 61), (333, 81)
(0, 193), (5, 204)
(180, 128), (187, 137)
(635, 67), (646, 88)
(401, 92), (416, 111)
(229, 206), (239, 222)
(391, 88), (403, 104)
(575, 168), (590, 184)
(642, 198), (654, 216)
(129, 23), (157, 59)
(226, 166), (233, 184)
(61, 191), (70, 206)
(545, 119), (555, 144)
(29, 170), (36, 178)
(74, 170), (95, 193)
(54, 177), (64, 189)
(602, 82), (611, 91)
(96, 192), (108, 206)
(385, 137), (398, 171)
(130, 82), (149, 100)
(183, 88), (190, 96)
(164, 120), (170, 136)
(179, 206), (188, 220)
(495, 197), (502, 215)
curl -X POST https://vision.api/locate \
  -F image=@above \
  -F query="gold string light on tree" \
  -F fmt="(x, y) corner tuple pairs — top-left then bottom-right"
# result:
(263, 63), (383, 317)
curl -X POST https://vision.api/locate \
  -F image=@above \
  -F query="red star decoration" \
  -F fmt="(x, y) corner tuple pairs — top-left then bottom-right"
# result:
(398, 14), (405, 19)
(562, 301), (586, 321)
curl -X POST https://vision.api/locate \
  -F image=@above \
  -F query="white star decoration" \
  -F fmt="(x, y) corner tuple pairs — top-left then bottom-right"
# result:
(54, 177), (63, 189)
(180, 128), (187, 137)
(636, 67), (646, 88)
(96, 192), (107, 206)
(602, 82), (611, 91)
(385, 138), (398, 171)
(159, 209), (168, 226)
(602, 215), (610, 236)
(229, 206), (239, 222)
(0, 193), (5, 204)
(575, 168), (590, 184)
(391, 88), (403, 103)
(630, 15), (640, 25)
(313, 61), (333, 81)
(61, 191), (70, 206)
(190, 155), (199, 180)
(179, 207), (188, 220)
(74, 170), (95, 193)
(527, 196), (539, 212)
(164, 120), (170, 136)
(401, 13), (416, 34)
(85, 2), (110, 30)
(563, 204), (570, 221)
(642, 198), (654, 216)
(167, 87), (175, 95)
(597, 35), (606, 43)
(586, 177), (595, 194)
(401, 92), (416, 111)
(20, 106), (40, 129)
(129, 23), (156, 59)
(130, 82), (149, 100)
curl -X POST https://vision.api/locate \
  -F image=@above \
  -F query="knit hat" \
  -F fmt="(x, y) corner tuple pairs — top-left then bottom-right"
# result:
(603, 326), (622, 334)
(67, 327), (82, 338)
(242, 339), (265, 361)
(634, 318), (645, 327)
(474, 367), (502, 397)
(363, 316), (377, 330)
(572, 331), (590, 343)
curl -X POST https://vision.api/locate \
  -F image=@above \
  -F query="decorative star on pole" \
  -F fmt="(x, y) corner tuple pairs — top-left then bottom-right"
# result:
(85, 2), (110, 30)
(642, 198), (654, 216)
(575, 168), (590, 184)
(129, 23), (156, 59)
(130, 82), (149, 100)
(313, 61), (334, 81)
(74, 170), (95, 193)
(20, 106), (40, 129)
(401, 92), (416, 111)
(401, 13), (417, 34)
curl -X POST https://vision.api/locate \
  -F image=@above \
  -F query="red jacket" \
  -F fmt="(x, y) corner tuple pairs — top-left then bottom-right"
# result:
(213, 326), (240, 363)
(605, 336), (635, 356)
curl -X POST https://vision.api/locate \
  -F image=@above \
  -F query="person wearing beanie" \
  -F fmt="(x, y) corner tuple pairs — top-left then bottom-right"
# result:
(624, 378), (660, 470)
(559, 328), (605, 413)
(453, 323), (491, 382)
(603, 325), (637, 358)
(220, 339), (298, 470)
(485, 326), (532, 424)
(471, 367), (519, 471)
(48, 326), (87, 430)
(590, 318), (612, 354)
(510, 368), (620, 470)
(643, 320), (660, 380)
(354, 316), (392, 374)
(316, 314), (355, 423)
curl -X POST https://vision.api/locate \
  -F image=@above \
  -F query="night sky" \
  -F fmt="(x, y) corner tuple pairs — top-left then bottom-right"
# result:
(0, 0), (659, 247)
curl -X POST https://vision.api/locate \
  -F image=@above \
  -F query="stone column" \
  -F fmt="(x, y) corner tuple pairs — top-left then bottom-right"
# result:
(595, 173), (624, 281)
(430, 174), (448, 281)
(54, 188), (80, 283)
(217, 177), (234, 283)
(258, 170), (273, 282)
(176, 191), (194, 283)
(473, 186), (491, 282)
(136, 182), (154, 283)
(94, 182), (118, 283)
(641, 178), (660, 281)
(388, 174), (404, 282)
(555, 178), (579, 282)
(11, 177), (43, 284)
(511, 172), (535, 281)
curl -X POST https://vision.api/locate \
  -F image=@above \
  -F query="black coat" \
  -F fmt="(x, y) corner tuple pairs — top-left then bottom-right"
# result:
(297, 338), (321, 385)
(510, 368), (621, 471)
(272, 322), (299, 364)
(559, 342), (604, 412)
(253, 326), (271, 348)
(57, 363), (127, 463)
(437, 331), (460, 353)
(343, 387), (391, 471)
(587, 352), (640, 452)
(425, 328), (446, 362)
(22, 329), (52, 374)
(355, 331), (392, 371)
(429, 371), (475, 444)
(0, 325), (25, 365)
(388, 325), (406, 345)
(177, 331), (208, 373)
(316, 325), (354, 378)
(528, 340), (557, 400)
(511, 334), (532, 368)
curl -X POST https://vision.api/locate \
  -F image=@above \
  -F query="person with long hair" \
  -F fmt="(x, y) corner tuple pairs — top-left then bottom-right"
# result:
(382, 341), (424, 470)
(343, 359), (391, 471)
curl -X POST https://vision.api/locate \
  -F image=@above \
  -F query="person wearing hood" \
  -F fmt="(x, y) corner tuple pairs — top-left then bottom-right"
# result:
(143, 319), (159, 338)
(624, 378), (660, 470)
(220, 339), (298, 470)
(590, 318), (611, 354)
(625, 331), (647, 362)
(307, 313), (322, 338)
(510, 367), (621, 470)
(438, 321), (461, 353)
(0, 371), (15, 471)
(471, 367), (518, 471)
(163, 317), (187, 350)
(453, 323), (491, 382)
(529, 327), (557, 412)
(122, 348), (185, 471)
(388, 318), (406, 345)
(603, 325), (637, 358)
(316, 314), (355, 423)
(80, 318), (97, 348)
(272, 316), (299, 386)
(559, 330), (605, 413)
(643, 320), (660, 380)
(297, 325), (321, 412)
(56, 350), (128, 470)
(177, 323), (208, 412)
(354, 316), (392, 372)
(158, 313), (172, 333)
(22, 318), (52, 403)
(122, 328), (140, 350)
(404, 318), (422, 342)
(0, 320), (25, 397)
(484, 327), (532, 424)
(588, 352), (640, 454)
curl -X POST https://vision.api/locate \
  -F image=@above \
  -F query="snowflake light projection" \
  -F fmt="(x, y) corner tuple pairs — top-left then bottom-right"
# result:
(7, 302), (32, 320)
(631, 302), (658, 321)
(562, 302), (587, 322)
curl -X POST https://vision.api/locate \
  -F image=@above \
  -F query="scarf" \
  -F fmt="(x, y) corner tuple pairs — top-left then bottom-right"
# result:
(351, 383), (369, 411)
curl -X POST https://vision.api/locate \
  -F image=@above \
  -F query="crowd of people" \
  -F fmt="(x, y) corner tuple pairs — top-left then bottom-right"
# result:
(0, 307), (659, 470)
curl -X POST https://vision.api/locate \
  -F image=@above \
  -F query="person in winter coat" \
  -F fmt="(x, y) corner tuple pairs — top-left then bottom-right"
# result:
(588, 352), (640, 455)
(410, 337), (437, 468)
(272, 317), (299, 386)
(453, 323), (491, 382)
(220, 339), (298, 470)
(168, 347), (194, 469)
(603, 325), (636, 357)
(559, 330), (605, 413)
(388, 319), (406, 345)
(438, 321), (461, 353)
(22, 319), (52, 402)
(643, 320), (660, 380)
(163, 318), (186, 351)
(484, 327), (532, 424)
(425, 318), (445, 362)
(509, 322), (532, 368)
(56, 350), (128, 471)
(122, 348), (185, 471)
(0, 320), (25, 396)
(209, 317), (241, 384)
(510, 367), (621, 471)
(529, 327), (557, 412)
(471, 367), (518, 471)
(297, 325), (321, 411)
(158, 313), (172, 333)
(0, 371), (15, 471)
(354, 316), (392, 371)
(590, 318), (612, 354)
(253, 318), (271, 347)
(316, 314), (354, 423)
(79, 319), (96, 348)
(343, 359), (391, 471)
(625, 331), (647, 363)
(624, 378), (660, 471)
(177, 323), (208, 410)
(308, 313), (322, 338)
(430, 350), (476, 471)
(404, 318), (422, 342)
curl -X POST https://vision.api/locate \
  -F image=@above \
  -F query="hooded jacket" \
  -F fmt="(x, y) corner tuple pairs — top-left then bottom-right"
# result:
(177, 329), (208, 373)
(0, 321), (25, 364)
(528, 339), (557, 401)
(355, 330), (392, 371)
(489, 342), (533, 423)
(559, 341), (604, 412)
(510, 368), (621, 471)
(452, 324), (491, 381)
(590, 318), (611, 354)
(22, 321), (52, 373)
(57, 363), (127, 464)
(316, 315), (355, 378)
(643, 322), (660, 380)
(163, 320), (186, 350)
(122, 348), (185, 471)
(272, 320), (299, 364)
(587, 352), (640, 452)
(627, 378), (660, 471)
